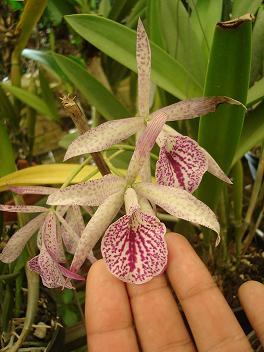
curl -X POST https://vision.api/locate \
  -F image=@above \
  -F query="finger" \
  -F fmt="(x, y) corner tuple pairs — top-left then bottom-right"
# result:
(127, 273), (195, 352)
(85, 260), (139, 352)
(238, 280), (264, 345)
(166, 233), (251, 352)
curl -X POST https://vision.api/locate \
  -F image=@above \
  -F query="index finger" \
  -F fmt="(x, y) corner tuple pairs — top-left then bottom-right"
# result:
(166, 233), (251, 351)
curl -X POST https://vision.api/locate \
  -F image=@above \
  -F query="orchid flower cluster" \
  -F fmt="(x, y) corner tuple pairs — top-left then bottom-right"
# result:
(0, 19), (241, 287)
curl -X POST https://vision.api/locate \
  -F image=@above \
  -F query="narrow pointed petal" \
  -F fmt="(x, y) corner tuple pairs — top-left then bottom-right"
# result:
(0, 204), (47, 213)
(55, 210), (80, 254)
(47, 174), (126, 206)
(0, 213), (46, 263)
(156, 135), (208, 193)
(64, 117), (144, 160)
(10, 185), (56, 195)
(137, 18), (151, 117)
(202, 148), (232, 184)
(70, 190), (124, 273)
(152, 96), (242, 122)
(134, 182), (220, 234)
(102, 209), (167, 284)
(127, 111), (167, 183)
(58, 264), (85, 281)
(43, 213), (66, 263)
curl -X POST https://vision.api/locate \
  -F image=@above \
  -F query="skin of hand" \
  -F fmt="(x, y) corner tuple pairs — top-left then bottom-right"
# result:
(85, 233), (264, 352)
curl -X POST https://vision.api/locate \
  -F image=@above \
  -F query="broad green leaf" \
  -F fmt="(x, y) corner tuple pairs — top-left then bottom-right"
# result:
(159, 0), (206, 86)
(0, 121), (16, 177)
(0, 164), (100, 192)
(250, 5), (264, 84)
(39, 69), (59, 120)
(126, 0), (147, 28)
(1, 84), (55, 120)
(247, 76), (264, 106)
(0, 85), (18, 126)
(232, 0), (262, 17)
(65, 14), (203, 99)
(146, 0), (165, 49)
(190, 0), (223, 57)
(47, 0), (75, 25)
(197, 15), (252, 210)
(233, 102), (264, 165)
(53, 53), (130, 120)
(22, 49), (70, 83)
(98, 0), (111, 17)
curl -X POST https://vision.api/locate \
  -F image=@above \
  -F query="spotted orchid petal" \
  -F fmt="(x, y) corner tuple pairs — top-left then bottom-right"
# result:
(28, 247), (73, 289)
(0, 213), (46, 263)
(0, 204), (48, 213)
(202, 149), (232, 184)
(70, 190), (124, 273)
(55, 210), (80, 254)
(137, 18), (151, 117)
(127, 111), (167, 184)
(156, 135), (208, 193)
(43, 212), (66, 263)
(64, 117), (144, 160)
(152, 96), (243, 122)
(47, 174), (126, 206)
(10, 185), (56, 195)
(134, 182), (220, 236)
(101, 208), (167, 284)
(157, 126), (231, 185)
(58, 264), (85, 281)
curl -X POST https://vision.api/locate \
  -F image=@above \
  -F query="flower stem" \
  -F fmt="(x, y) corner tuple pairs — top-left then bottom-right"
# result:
(60, 95), (110, 176)
(9, 267), (39, 352)
(242, 144), (264, 248)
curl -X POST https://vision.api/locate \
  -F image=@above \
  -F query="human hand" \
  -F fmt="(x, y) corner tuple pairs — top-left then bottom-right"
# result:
(85, 233), (264, 351)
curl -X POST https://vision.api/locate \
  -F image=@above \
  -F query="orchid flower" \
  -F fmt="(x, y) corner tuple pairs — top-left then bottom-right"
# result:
(155, 125), (232, 192)
(62, 19), (241, 192)
(47, 111), (220, 284)
(0, 186), (84, 288)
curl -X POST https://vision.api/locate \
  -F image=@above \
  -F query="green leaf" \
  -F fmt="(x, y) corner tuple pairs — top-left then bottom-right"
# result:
(146, 0), (165, 49)
(22, 49), (70, 83)
(39, 69), (59, 120)
(190, 0), (223, 57)
(233, 102), (264, 164)
(47, 0), (75, 25)
(250, 5), (264, 84)
(159, 0), (206, 85)
(53, 53), (130, 120)
(0, 120), (16, 177)
(0, 85), (18, 126)
(197, 15), (252, 210)
(247, 76), (264, 106)
(126, 0), (147, 28)
(1, 84), (56, 120)
(232, 0), (262, 17)
(65, 14), (203, 99)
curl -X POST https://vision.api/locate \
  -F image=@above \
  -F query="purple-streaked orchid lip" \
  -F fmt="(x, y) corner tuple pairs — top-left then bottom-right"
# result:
(156, 135), (208, 193)
(101, 209), (167, 284)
